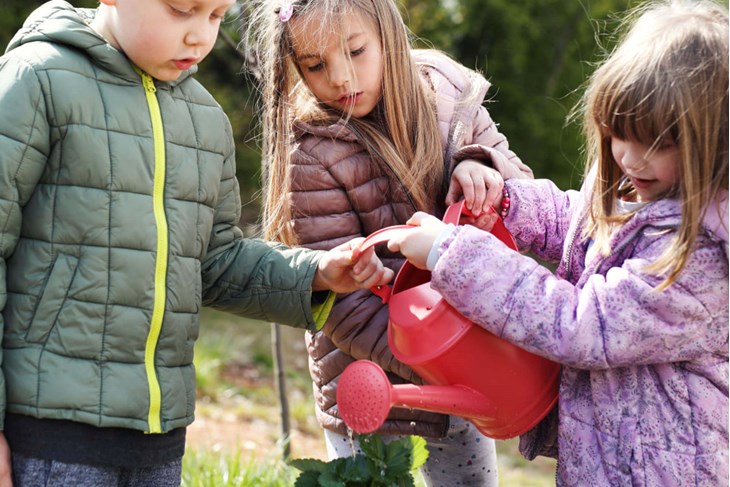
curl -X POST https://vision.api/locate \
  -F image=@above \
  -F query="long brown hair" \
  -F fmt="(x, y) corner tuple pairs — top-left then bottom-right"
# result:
(244, 0), (443, 244)
(576, 0), (728, 289)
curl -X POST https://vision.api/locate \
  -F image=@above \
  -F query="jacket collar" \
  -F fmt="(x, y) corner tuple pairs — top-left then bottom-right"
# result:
(292, 118), (360, 142)
(619, 191), (729, 247)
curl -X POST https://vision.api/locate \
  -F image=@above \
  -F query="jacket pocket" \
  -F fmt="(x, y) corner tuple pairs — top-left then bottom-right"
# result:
(27, 253), (79, 344)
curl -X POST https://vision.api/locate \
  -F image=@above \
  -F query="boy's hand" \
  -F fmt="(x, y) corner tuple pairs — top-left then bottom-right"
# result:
(313, 238), (394, 293)
(445, 159), (504, 216)
(386, 212), (447, 270)
(0, 432), (12, 487)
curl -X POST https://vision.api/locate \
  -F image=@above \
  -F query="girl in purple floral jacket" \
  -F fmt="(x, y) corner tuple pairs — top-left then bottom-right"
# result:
(387, 1), (729, 485)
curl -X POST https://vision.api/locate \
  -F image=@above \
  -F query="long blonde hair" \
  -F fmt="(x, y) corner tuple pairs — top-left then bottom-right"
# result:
(244, 0), (443, 244)
(578, 0), (728, 289)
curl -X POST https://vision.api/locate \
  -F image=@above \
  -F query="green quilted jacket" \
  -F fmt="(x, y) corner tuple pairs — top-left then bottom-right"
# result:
(0, 1), (322, 434)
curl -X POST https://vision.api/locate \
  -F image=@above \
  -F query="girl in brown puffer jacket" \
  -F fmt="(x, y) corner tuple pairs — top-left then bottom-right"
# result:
(246, 1), (533, 484)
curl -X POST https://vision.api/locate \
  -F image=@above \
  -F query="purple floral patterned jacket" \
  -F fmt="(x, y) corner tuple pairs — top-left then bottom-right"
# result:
(430, 176), (729, 486)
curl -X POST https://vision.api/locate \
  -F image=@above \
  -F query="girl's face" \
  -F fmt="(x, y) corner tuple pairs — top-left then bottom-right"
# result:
(289, 10), (383, 118)
(93, 0), (234, 81)
(611, 136), (681, 202)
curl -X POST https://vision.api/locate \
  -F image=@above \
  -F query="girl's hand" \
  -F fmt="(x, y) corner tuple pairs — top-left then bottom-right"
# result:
(445, 159), (504, 216)
(459, 208), (500, 233)
(386, 212), (447, 270)
(313, 238), (394, 293)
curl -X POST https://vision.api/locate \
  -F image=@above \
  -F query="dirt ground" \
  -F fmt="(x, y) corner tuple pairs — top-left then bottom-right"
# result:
(186, 408), (328, 462)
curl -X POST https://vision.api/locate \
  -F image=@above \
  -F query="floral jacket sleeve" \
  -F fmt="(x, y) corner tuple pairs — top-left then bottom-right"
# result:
(431, 177), (727, 368)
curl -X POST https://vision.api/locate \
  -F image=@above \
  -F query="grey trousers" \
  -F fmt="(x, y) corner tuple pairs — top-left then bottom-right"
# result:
(11, 454), (183, 487)
(324, 415), (499, 487)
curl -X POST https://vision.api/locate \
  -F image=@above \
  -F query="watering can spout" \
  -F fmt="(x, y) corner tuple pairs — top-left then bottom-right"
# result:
(337, 360), (495, 434)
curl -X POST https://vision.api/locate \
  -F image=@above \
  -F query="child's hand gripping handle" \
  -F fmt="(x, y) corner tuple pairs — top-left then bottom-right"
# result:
(443, 200), (517, 250)
(358, 225), (414, 303)
(359, 200), (517, 303)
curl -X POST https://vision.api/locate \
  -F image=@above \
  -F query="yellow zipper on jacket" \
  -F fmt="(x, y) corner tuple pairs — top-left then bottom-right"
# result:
(139, 71), (168, 434)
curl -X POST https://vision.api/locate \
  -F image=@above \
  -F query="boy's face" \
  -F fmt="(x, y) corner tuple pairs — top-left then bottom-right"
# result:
(94, 0), (235, 81)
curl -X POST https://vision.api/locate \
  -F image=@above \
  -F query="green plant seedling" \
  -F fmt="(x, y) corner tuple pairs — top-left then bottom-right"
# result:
(290, 434), (428, 487)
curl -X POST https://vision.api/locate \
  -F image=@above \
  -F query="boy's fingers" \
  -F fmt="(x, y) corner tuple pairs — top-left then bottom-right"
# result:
(354, 266), (393, 288)
(351, 246), (375, 273)
(381, 268), (394, 284)
(348, 237), (365, 261)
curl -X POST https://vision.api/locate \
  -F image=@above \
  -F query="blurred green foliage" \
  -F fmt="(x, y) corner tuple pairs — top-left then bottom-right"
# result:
(402, 0), (633, 189)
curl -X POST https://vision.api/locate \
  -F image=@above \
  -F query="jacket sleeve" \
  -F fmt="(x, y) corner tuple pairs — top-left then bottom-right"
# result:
(200, 144), (322, 331)
(453, 104), (534, 180)
(287, 145), (422, 383)
(503, 178), (581, 262)
(0, 56), (51, 428)
(431, 223), (728, 369)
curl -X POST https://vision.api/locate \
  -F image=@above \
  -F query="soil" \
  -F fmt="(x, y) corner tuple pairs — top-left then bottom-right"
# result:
(186, 413), (328, 461)
(185, 324), (328, 462)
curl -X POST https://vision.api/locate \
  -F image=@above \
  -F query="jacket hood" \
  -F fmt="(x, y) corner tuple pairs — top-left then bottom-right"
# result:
(584, 164), (728, 246)
(5, 0), (195, 85)
(617, 193), (729, 255)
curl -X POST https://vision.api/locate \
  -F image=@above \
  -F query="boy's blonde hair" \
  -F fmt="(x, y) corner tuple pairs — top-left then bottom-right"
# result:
(580, 0), (728, 289)
(245, 0), (445, 244)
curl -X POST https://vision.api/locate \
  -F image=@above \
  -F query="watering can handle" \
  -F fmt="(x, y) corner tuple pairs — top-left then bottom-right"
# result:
(360, 201), (517, 303)
(358, 225), (415, 252)
(444, 200), (518, 250)
(359, 225), (413, 303)
(442, 199), (472, 225)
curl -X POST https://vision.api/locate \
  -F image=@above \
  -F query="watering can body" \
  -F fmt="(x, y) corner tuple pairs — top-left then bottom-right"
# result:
(337, 201), (560, 439)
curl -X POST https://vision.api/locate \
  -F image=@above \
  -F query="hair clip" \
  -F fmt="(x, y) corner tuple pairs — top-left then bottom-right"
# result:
(279, 1), (294, 22)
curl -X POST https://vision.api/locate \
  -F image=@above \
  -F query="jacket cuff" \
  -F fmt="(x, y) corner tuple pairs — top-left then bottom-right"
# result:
(311, 291), (336, 330)
(426, 224), (456, 271)
(452, 144), (528, 180)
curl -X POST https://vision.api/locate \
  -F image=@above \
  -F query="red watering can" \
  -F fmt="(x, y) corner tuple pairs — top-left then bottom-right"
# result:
(336, 201), (559, 439)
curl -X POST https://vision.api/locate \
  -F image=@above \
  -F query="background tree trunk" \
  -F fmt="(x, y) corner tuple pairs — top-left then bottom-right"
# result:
(271, 322), (292, 459)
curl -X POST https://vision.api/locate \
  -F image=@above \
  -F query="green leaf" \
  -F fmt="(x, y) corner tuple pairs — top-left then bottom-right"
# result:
(409, 436), (429, 470)
(317, 470), (348, 487)
(393, 476), (416, 487)
(291, 434), (427, 486)
(334, 455), (370, 483)
(359, 433), (387, 462)
(383, 438), (412, 477)
(293, 470), (321, 487)
(290, 458), (328, 474)
(360, 434), (388, 481)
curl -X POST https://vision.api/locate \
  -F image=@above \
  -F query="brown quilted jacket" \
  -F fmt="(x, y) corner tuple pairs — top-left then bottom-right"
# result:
(288, 50), (533, 438)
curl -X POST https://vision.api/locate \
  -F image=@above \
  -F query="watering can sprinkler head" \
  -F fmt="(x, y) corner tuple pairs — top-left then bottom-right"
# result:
(336, 360), (393, 434)
(337, 360), (498, 435)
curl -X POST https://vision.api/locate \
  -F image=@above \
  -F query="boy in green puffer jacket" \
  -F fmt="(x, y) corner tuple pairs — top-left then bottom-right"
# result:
(0, 1), (393, 485)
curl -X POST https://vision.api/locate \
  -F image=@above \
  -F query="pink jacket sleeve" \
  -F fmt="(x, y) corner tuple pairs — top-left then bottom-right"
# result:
(454, 105), (534, 180)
